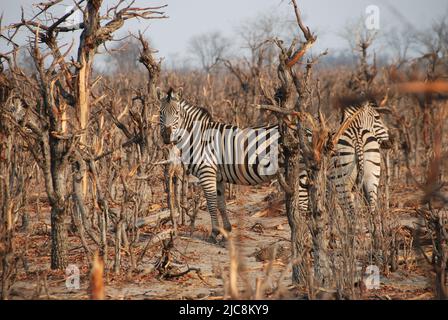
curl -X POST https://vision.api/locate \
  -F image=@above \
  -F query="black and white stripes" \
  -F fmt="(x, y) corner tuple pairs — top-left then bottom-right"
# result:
(329, 102), (390, 215)
(159, 88), (282, 241)
(159, 88), (390, 241)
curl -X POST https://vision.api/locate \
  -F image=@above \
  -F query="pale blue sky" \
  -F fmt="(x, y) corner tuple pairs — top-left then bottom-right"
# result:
(1, 0), (447, 67)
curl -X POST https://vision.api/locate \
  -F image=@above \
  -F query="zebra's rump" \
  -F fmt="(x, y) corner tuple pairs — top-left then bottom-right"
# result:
(329, 128), (381, 190)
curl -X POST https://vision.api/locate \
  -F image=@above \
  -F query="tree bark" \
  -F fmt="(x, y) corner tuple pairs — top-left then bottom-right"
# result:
(50, 205), (67, 269)
(284, 150), (308, 284)
(48, 133), (69, 269)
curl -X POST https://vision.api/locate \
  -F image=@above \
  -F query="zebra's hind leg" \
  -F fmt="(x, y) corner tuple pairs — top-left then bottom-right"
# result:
(363, 179), (383, 263)
(338, 189), (357, 249)
(217, 180), (232, 233)
(363, 172), (379, 215)
(199, 170), (221, 243)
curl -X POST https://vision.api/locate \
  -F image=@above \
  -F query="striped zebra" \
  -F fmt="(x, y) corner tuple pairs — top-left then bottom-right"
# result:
(158, 88), (308, 242)
(328, 102), (391, 216)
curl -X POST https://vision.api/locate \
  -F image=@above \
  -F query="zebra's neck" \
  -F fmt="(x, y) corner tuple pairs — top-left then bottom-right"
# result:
(175, 101), (212, 140)
(179, 101), (212, 127)
(343, 105), (373, 127)
(343, 105), (363, 120)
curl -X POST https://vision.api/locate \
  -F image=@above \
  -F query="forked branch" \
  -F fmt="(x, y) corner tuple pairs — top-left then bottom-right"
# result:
(286, 0), (316, 68)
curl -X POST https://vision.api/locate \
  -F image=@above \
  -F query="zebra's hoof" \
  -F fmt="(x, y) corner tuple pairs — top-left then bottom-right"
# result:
(207, 234), (219, 244)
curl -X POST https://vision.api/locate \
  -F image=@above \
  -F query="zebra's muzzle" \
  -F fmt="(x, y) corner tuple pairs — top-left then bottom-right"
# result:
(162, 135), (172, 144)
(162, 126), (173, 144)
(162, 133), (179, 145)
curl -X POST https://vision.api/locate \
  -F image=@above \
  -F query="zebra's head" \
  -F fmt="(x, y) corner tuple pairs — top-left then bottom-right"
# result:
(343, 103), (392, 148)
(158, 87), (183, 144)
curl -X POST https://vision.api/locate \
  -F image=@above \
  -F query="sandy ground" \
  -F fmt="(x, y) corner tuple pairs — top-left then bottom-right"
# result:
(8, 184), (436, 300)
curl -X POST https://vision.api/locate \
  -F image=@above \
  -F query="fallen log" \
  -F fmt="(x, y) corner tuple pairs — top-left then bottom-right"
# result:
(138, 228), (175, 264)
(134, 210), (172, 228)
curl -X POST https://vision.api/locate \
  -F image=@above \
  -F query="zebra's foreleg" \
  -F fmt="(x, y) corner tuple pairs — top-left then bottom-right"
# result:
(217, 180), (232, 232)
(199, 171), (221, 243)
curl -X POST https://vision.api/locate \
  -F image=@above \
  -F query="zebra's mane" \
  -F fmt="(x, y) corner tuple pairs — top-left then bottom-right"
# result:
(181, 99), (213, 121)
(341, 102), (378, 123)
(346, 101), (377, 111)
(181, 98), (279, 131)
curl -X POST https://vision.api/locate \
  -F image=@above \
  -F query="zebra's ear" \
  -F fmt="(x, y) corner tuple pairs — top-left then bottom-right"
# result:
(176, 87), (183, 99)
(167, 87), (183, 101)
(167, 87), (176, 101)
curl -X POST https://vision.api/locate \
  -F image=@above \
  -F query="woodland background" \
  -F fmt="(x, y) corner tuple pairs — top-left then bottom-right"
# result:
(0, 0), (447, 300)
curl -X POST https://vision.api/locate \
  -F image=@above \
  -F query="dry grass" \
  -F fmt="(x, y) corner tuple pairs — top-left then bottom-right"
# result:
(0, 0), (447, 301)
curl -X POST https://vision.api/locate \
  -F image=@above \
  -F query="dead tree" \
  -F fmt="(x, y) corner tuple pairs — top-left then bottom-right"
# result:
(136, 31), (162, 154)
(397, 80), (448, 300)
(258, 1), (331, 293)
(2, 0), (167, 269)
(0, 76), (32, 298)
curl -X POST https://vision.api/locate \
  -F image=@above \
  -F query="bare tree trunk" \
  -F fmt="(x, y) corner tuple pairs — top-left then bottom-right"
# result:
(49, 129), (69, 269)
(257, 0), (324, 290)
(88, 160), (109, 267)
(307, 159), (331, 288)
(180, 168), (189, 225)
(0, 138), (16, 299)
(168, 166), (179, 231)
(76, 0), (102, 194)
(284, 146), (308, 286)
(114, 210), (123, 274)
(384, 150), (391, 211)
(50, 205), (67, 269)
(71, 154), (96, 255)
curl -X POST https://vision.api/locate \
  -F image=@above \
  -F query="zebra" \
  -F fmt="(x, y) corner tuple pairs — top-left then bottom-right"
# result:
(328, 102), (391, 216)
(158, 87), (309, 242)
